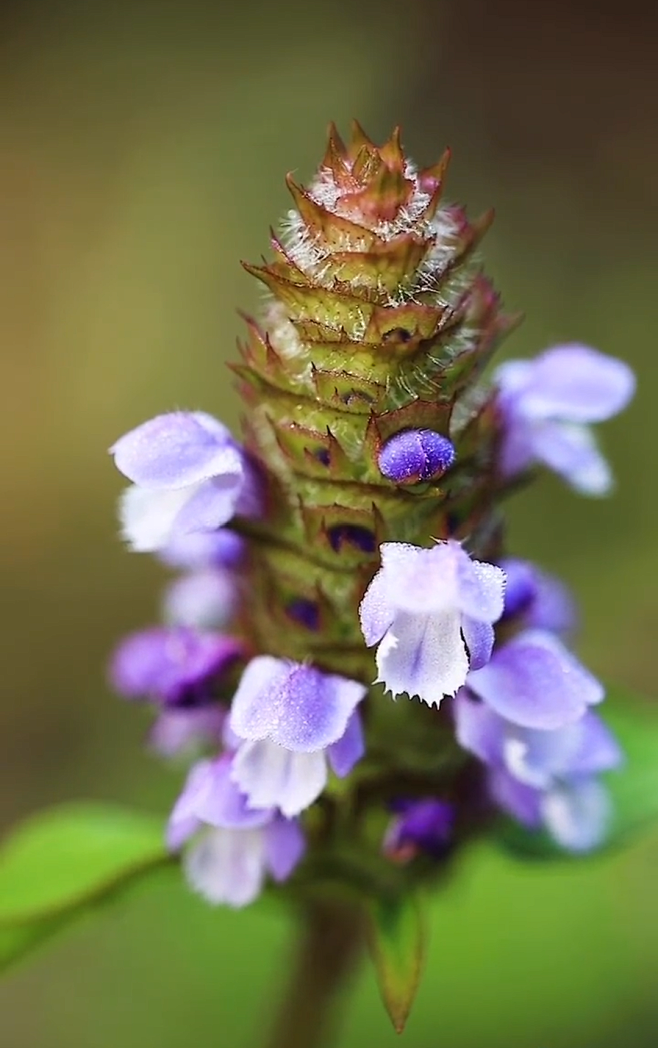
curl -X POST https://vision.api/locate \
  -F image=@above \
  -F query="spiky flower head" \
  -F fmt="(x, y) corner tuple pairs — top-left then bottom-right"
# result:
(109, 123), (634, 922)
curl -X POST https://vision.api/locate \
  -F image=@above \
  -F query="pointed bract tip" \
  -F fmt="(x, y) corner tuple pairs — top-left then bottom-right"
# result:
(379, 126), (405, 171)
(322, 121), (348, 169)
(419, 147), (451, 194)
(349, 119), (376, 155)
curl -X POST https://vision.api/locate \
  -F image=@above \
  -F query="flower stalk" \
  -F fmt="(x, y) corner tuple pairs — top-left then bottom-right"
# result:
(264, 900), (364, 1048)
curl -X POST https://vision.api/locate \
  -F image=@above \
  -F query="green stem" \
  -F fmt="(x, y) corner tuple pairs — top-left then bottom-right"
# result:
(262, 899), (364, 1048)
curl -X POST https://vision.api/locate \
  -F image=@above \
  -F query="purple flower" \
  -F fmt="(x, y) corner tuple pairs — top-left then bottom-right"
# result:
(455, 693), (621, 787)
(384, 798), (454, 861)
(359, 540), (505, 706)
(167, 757), (305, 907)
(227, 657), (366, 816)
(162, 569), (238, 630)
(378, 430), (455, 484)
(455, 691), (622, 852)
(500, 557), (577, 637)
(110, 412), (258, 552)
(465, 629), (603, 730)
(109, 626), (243, 706)
(494, 344), (635, 495)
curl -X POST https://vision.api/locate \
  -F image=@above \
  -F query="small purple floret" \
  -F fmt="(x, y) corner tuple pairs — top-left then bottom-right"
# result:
(378, 429), (456, 484)
(494, 344), (635, 495)
(110, 411), (260, 553)
(454, 686), (622, 852)
(227, 657), (366, 816)
(385, 798), (454, 860)
(167, 757), (305, 907)
(359, 540), (506, 706)
(109, 627), (243, 706)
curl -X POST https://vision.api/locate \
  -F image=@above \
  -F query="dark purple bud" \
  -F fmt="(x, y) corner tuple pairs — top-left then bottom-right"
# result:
(286, 598), (320, 631)
(378, 429), (455, 484)
(384, 798), (454, 861)
(328, 524), (376, 554)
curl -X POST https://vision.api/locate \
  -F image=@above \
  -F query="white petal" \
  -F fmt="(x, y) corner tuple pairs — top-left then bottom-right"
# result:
(376, 610), (468, 706)
(118, 484), (196, 552)
(231, 741), (327, 817)
(542, 779), (611, 852)
(184, 827), (266, 907)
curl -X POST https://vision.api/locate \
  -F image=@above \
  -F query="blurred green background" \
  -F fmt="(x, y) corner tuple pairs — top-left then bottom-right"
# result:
(0, 1), (656, 1045)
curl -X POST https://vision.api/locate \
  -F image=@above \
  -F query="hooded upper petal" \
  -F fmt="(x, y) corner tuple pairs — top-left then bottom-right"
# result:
(110, 412), (242, 489)
(466, 630), (603, 730)
(502, 345), (635, 424)
(494, 345), (634, 492)
(228, 657), (366, 752)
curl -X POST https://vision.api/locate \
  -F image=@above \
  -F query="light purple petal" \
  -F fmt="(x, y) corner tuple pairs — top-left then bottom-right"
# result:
(467, 630), (604, 730)
(376, 610), (468, 705)
(359, 567), (395, 646)
(528, 570), (578, 635)
(265, 817), (306, 882)
(497, 411), (534, 478)
(500, 557), (577, 636)
(454, 690), (506, 765)
(530, 420), (613, 496)
(230, 741), (327, 817)
(160, 528), (245, 570)
(515, 345), (635, 424)
(229, 658), (366, 751)
(110, 628), (174, 698)
(162, 569), (237, 630)
(505, 711), (622, 788)
(118, 486), (193, 552)
(184, 826), (266, 907)
(190, 756), (273, 830)
(169, 476), (245, 536)
(455, 551), (506, 623)
(149, 706), (225, 758)
(461, 617), (495, 670)
(110, 412), (241, 489)
(541, 778), (612, 852)
(166, 759), (213, 850)
(327, 710), (365, 777)
(488, 768), (542, 828)
(381, 544), (459, 614)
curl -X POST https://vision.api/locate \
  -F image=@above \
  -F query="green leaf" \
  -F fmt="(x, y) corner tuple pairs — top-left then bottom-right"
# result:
(494, 685), (658, 861)
(367, 892), (428, 1033)
(0, 801), (170, 926)
(0, 802), (173, 970)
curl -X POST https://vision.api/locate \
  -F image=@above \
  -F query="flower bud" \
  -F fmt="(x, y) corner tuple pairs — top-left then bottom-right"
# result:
(377, 429), (455, 484)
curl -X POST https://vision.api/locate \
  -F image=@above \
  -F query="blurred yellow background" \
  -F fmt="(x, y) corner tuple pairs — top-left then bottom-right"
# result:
(0, 1), (656, 1045)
